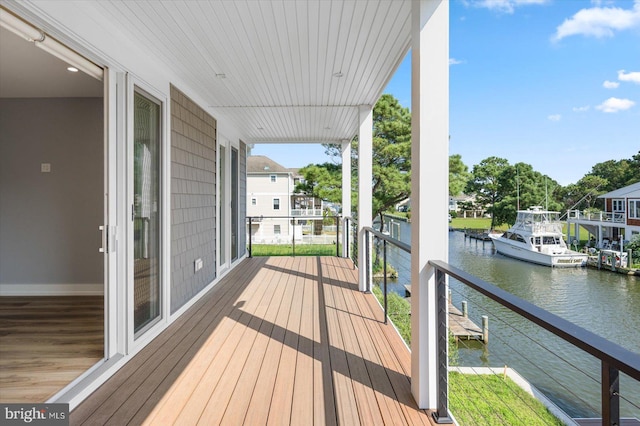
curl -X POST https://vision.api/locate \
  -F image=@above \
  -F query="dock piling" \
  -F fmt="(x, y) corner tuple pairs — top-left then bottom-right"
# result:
(462, 301), (468, 318)
(482, 315), (489, 343)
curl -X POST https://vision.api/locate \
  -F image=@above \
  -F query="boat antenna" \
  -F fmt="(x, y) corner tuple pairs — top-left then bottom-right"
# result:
(516, 166), (520, 211)
(545, 177), (548, 211)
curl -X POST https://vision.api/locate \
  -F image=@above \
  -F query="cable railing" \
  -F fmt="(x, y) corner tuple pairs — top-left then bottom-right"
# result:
(247, 215), (340, 257)
(358, 225), (640, 424)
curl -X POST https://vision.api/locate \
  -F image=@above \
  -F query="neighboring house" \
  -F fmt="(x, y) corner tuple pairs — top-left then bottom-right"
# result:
(247, 155), (325, 243)
(247, 155), (295, 243)
(567, 181), (640, 247)
(449, 193), (485, 218)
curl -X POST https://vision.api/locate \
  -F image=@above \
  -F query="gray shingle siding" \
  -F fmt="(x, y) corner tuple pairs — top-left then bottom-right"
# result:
(170, 85), (216, 313)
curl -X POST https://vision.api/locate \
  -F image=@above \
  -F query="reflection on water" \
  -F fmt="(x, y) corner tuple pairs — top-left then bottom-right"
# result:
(377, 229), (640, 418)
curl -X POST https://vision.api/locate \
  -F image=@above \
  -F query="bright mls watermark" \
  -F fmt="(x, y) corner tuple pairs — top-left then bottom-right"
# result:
(1, 404), (68, 425)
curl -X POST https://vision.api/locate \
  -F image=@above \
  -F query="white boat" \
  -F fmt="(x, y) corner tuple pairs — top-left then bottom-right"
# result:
(489, 206), (588, 268)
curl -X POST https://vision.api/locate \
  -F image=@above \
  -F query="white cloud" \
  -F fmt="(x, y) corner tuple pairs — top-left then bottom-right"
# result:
(618, 69), (640, 84)
(603, 80), (620, 89)
(547, 114), (562, 121)
(473, 0), (549, 14)
(552, 1), (640, 41)
(573, 105), (590, 112)
(449, 58), (464, 65)
(595, 97), (636, 113)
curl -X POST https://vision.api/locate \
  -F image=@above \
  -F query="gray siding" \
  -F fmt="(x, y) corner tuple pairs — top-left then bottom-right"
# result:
(170, 85), (216, 313)
(239, 141), (247, 257)
(0, 98), (103, 287)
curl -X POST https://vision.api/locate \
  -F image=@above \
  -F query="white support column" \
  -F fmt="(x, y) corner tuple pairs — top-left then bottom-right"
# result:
(358, 105), (373, 292)
(410, 0), (449, 409)
(341, 139), (352, 258)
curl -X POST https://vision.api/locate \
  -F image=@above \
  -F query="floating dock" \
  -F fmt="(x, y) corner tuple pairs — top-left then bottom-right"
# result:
(404, 285), (485, 342)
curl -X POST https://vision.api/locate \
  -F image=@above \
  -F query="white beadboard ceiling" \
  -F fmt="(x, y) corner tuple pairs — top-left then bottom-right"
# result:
(6, 0), (412, 144)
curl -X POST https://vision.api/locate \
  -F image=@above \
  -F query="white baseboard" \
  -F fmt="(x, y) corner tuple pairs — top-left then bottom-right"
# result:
(0, 283), (104, 296)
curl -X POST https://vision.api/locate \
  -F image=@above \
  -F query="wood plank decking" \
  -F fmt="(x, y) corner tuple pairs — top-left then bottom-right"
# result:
(71, 256), (438, 425)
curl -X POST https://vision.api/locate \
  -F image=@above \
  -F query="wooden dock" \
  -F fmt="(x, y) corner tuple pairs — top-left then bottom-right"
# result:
(403, 285), (485, 342)
(448, 303), (484, 341)
(464, 228), (493, 241)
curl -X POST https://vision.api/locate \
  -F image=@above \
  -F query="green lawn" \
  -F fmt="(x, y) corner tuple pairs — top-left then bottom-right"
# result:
(451, 217), (511, 231)
(449, 372), (564, 426)
(371, 284), (563, 426)
(249, 243), (340, 256)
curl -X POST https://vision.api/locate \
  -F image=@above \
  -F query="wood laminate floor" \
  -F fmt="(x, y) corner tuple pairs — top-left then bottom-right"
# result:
(0, 296), (104, 403)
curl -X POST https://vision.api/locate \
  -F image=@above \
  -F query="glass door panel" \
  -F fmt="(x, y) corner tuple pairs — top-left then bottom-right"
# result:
(133, 91), (161, 336)
(231, 147), (238, 261)
(219, 145), (227, 267)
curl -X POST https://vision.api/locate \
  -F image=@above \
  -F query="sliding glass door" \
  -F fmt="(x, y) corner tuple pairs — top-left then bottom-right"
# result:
(132, 89), (161, 337)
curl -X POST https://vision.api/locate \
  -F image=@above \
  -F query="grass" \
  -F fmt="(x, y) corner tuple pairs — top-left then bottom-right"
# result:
(249, 243), (340, 256)
(372, 285), (411, 344)
(371, 284), (563, 426)
(449, 372), (564, 426)
(451, 217), (508, 231)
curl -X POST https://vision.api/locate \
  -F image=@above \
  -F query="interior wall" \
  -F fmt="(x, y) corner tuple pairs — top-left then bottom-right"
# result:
(170, 85), (217, 313)
(0, 98), (103, 292)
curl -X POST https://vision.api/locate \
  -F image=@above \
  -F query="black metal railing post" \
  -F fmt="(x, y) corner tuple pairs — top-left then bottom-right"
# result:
(336, 215), (340, 257)
(383, 238), (388, 324)
(345, 218), (350, 259)
(602, 361), (620, 426)
(248, 217), (252, 258)
(365, 229), (371, 292)
(433, 268), (453, 424)
(292, 219), (296, 257)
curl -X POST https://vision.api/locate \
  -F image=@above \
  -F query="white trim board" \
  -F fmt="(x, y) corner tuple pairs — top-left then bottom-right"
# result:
(0, 283), (104, 296)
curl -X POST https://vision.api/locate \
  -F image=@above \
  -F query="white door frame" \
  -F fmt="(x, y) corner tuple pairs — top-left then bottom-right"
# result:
(124, 77), (171, 352)
(218, 136), (231, 275)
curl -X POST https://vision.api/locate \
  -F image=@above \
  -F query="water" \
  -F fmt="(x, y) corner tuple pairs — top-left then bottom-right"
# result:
(376, 227), (640, 419)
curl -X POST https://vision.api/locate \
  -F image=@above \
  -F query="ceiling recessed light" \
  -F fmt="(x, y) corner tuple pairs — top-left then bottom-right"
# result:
(67, 66), (79, 72)
(333, 72), (343, 78)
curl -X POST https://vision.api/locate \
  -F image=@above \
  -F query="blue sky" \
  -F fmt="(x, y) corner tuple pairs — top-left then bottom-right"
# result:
(252, 0), (640, 186)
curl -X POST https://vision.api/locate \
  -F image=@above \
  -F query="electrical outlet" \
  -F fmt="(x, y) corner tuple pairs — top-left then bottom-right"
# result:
(41, 163), (51, 173)
(194, 258), (203, 272)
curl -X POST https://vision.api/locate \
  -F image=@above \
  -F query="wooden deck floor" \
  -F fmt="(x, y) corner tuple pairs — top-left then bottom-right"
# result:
(71, 256), (438, 425)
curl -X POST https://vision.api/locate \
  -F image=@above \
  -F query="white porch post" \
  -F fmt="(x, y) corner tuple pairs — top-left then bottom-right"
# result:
(342, 139), (352, 258)
(410, 0), (449, 409)
(358, 105), (373, 292)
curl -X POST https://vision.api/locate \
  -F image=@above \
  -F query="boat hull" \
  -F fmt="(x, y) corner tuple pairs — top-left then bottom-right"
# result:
(490, 237), (587, 268)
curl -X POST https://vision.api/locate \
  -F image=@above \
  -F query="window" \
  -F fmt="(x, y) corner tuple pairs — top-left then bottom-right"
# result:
(613, 199), (625, 212)
(251, 197), (257, 206)
(630, 200), (640, 219)
(274, 225), (281, 235)
(270, 175), (277, 183)
(273, 198), (280, 210)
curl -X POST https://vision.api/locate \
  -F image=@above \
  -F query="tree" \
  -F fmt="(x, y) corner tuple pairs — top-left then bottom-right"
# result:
(302, 93), (411, 230)
(294, 163), (343, 205)
(449, 154), (470, 196)
(587, 153), (640, 191)
(556, 174), (608, 211)
(465, 156), (510, 229)
(493, 163), (562, 226)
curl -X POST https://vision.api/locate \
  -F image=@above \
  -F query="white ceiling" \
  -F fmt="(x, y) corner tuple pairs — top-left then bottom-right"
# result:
(3, 0), (412, 144)
(0, 26), (103, 98)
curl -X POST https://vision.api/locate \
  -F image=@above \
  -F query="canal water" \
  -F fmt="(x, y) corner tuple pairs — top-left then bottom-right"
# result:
(377, 224), (640, 419)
